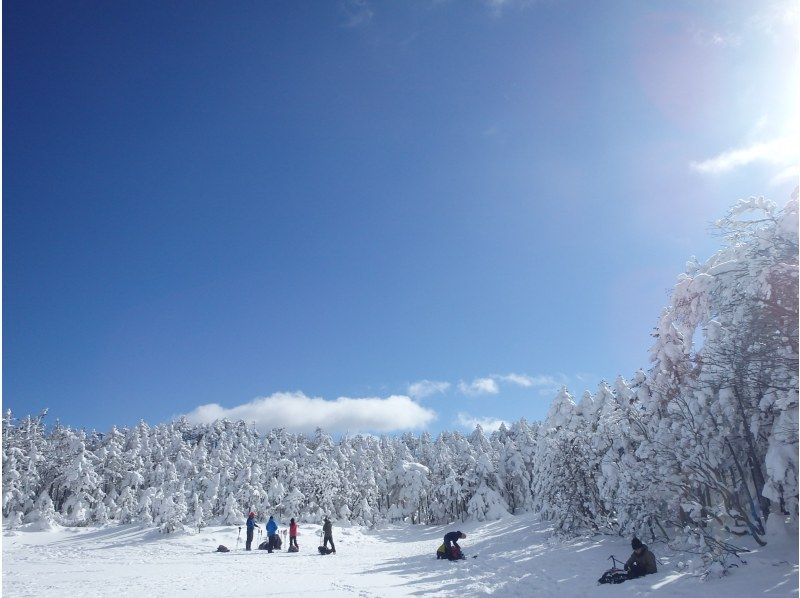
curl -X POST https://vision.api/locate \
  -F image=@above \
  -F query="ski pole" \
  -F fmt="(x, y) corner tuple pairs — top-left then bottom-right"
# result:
(236, 526), (241, 550)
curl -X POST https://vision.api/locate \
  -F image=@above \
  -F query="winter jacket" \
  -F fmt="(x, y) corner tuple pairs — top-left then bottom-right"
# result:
(290, 522), (298, 537)
(444, 531), (463, 545)
(625, 546), (657, 576)
(246, 517), (258, 531)
(266, 518), (278, 535)
(322, 520), (333, 536)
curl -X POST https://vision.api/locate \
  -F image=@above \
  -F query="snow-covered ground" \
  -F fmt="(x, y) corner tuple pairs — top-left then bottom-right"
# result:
(3, 514), (797, 597)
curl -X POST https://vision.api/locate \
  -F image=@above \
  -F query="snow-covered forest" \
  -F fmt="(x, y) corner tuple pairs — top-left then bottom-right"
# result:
(3, 195), (797, 557)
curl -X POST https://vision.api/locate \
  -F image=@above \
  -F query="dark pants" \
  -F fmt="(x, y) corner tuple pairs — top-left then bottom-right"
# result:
(323, 534), (335, 552)
(246, 528), (254, 551)
(267, 534), (277, 552)
(627, 564), (646, 579)
(290, 535), (298, 548)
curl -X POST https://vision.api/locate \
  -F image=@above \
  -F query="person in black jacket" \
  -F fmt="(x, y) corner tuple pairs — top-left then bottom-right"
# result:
(322, 516), (336, 553)
(625, 537), (657, 578)
(443, 531), (466, 560)
(245, 512), (260, 551)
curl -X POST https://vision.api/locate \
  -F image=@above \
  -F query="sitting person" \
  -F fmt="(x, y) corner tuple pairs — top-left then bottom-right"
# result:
(625, 537), (657, 578)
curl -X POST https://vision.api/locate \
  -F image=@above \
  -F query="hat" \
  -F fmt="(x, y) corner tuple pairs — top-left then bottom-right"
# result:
(631, 537), (643, 550)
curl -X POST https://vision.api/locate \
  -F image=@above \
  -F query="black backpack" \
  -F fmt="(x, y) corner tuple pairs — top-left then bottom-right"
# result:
(318, 546), (333, 555)
(216, 545), (230, 553)
(598, 569), (628, 584)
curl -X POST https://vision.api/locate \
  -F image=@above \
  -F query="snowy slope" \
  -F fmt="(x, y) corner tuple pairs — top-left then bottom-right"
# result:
(4, 514), (797, 597)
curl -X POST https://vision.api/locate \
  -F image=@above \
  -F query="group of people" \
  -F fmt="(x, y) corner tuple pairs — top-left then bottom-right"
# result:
(244, 513), (335, 554)
(437, 531), (467, 560)
(243, 513), (657, 584)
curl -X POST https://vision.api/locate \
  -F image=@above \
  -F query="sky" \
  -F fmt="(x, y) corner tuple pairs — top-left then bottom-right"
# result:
(4, 0), (798, 436)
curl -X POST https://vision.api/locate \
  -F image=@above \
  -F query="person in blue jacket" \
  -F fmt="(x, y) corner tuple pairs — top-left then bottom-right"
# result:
(245, 512), (260, 551)
(266, 516), (279, 552)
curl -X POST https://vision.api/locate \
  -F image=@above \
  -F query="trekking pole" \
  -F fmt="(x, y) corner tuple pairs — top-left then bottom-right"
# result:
(608, 555), (622, 569)
(236, 526), (241, 550)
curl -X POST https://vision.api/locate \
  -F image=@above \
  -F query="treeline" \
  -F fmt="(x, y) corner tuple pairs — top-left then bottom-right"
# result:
(3, 194), (797, 552)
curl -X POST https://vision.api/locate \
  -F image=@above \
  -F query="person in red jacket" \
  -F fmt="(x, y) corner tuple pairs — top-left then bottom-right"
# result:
(289, 518), (299, 550)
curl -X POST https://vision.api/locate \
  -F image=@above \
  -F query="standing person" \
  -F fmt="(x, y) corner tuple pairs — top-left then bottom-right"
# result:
(443, 531), (466, 560)
(266, 516), (278, 553)
(624, 537), (657, 578)
(289, 518), (299, 550)
(245, 512), (260, 551)
(322, 516), (336, 553)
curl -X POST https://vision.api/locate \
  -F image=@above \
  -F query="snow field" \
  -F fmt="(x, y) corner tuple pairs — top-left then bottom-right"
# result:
(4, 513), (797, 597)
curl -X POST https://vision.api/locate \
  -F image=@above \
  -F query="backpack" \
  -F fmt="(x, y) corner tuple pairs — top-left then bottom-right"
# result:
(318, 546), (333, 555)
(274, 535), (282, 550)
(216, 545), (230, 553)
(258, 540), (270, 550)
(288, 545), (299, 553)
(598, 569), (628, 584)
(449, 545), (464, 560)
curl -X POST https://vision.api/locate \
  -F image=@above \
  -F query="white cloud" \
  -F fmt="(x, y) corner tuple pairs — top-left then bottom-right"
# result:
(407, 379), (451, 399)
(496, 373), (534, 387)
(750, 0), (799, 38)
(458, 377), (500, 396)
(688, 24), (741, 48)
(341, 0), (373, 27)
(770, 164), (800, 186)
(482, 0), (531, 17)
(455, 373), (566, 396)
(184, 392), (435, 434)
(456, 412), (508, 433)
(690, 137), (795, 174)
(495, 373), (560, 388)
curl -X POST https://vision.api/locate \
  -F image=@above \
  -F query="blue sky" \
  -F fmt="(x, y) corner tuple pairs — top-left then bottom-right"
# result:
(4, 0), (798, 435)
